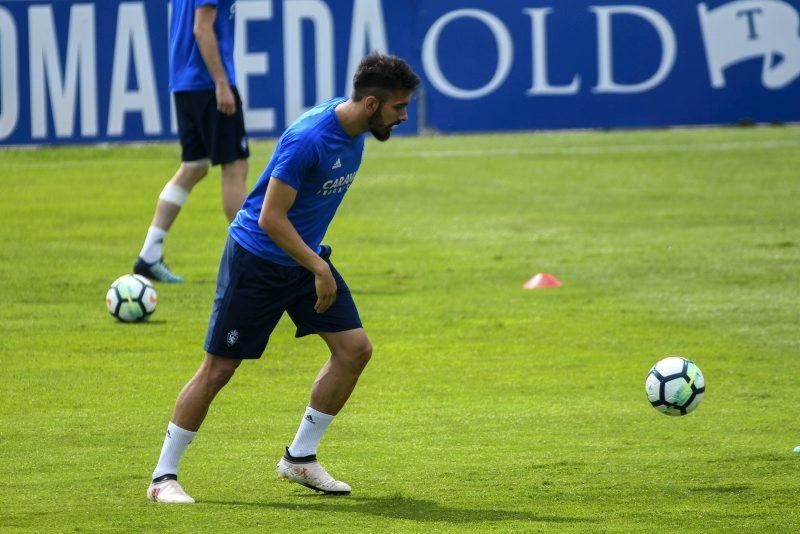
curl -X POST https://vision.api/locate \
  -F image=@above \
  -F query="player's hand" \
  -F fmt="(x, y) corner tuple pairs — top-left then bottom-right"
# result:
(216, 82), (235, 115)
(313, 266), (337, 314)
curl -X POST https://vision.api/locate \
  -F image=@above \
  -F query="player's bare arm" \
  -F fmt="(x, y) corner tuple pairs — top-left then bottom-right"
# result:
(194, 6), (235, 115)
(258, 178), (338, 313)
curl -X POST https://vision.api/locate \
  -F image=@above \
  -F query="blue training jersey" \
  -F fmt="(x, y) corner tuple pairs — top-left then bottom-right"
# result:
(230, 97), (366, 266)
(169, 0), (236, 92)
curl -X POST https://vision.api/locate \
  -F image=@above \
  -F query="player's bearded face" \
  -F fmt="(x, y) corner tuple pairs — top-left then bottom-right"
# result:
(368, 103), (399, 142)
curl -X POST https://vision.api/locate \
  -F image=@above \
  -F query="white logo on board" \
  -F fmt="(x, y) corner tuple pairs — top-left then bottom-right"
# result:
(698, 0), (800, 89)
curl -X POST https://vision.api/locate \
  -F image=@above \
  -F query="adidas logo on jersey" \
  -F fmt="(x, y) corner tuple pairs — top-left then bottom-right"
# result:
(331, 158), (342, 170)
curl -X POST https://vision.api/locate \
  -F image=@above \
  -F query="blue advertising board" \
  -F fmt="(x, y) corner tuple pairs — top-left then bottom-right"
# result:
(0, 0), (798, 145)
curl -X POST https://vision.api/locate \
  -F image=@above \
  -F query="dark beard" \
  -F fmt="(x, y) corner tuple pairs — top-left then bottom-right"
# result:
(367, 105), (393, 142)
(370, 127), (392, 142)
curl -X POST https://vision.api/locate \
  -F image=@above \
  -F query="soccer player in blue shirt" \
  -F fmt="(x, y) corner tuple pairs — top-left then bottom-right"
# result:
(147, 53), (421, 503)
(134, 0), (249, 283)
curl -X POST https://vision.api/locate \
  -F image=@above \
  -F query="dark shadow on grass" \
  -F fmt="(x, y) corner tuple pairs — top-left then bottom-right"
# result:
(188, 279), (215, 286)
(203, 494), (595, 524)
(112, 319), (167, 326)
(688, 485), (751, 493)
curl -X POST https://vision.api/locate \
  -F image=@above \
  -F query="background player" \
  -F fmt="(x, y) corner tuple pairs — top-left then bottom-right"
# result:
(134, 0), (249, 283)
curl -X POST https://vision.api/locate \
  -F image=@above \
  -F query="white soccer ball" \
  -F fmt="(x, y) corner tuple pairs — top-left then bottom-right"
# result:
(645, 356), (705, 416)
(106, 274), (157, 323)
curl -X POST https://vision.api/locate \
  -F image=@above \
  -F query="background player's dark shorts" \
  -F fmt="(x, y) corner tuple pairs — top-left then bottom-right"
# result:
(174, 87), (249, 166)
(204, 237), (363, 359)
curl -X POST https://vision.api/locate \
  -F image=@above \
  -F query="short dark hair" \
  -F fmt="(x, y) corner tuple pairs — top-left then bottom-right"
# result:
(352, 52), (420, 102)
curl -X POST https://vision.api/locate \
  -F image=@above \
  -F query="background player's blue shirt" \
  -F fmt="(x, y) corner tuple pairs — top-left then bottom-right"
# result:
(169, 0), (236, 92)
(230, 97), (365, 266)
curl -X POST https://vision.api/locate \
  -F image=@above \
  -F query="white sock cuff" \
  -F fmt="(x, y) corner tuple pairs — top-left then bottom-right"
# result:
(146, 225), (167, 239)
(159, 183), (190, 207)
(306, 406), (334, 423)
(167, 421), (196, 442)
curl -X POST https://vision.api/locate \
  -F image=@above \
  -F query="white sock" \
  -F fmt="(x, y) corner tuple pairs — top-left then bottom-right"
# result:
(139, 226), (167, 264)
(287, 406), (334, 458)
(152, 422), (196, 480)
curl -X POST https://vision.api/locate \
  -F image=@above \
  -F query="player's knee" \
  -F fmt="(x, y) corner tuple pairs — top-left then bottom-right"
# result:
(208, 366), (236, 390)
(202, 357), (240, 393)
(190, 164), (210, 181)
(360, 341), (373, 371)
(222, 159), (248, 183)
(179, 160), (210, 184)
(346, 339), (372, 374)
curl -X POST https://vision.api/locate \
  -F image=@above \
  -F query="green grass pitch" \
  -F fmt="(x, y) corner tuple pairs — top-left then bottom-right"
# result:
(1, 125), (799, 532)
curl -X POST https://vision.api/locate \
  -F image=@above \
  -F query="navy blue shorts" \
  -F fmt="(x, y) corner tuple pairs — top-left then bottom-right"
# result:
(204, 237), (363, 359)
(174, 88), (249, 166)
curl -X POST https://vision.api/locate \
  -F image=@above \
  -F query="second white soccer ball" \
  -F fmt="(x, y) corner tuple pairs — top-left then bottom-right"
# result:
(106, 274), (157, 323)
(645, 356), (705, 416)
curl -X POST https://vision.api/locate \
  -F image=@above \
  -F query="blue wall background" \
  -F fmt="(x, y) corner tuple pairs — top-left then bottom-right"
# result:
(0, 0), (798, 145)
